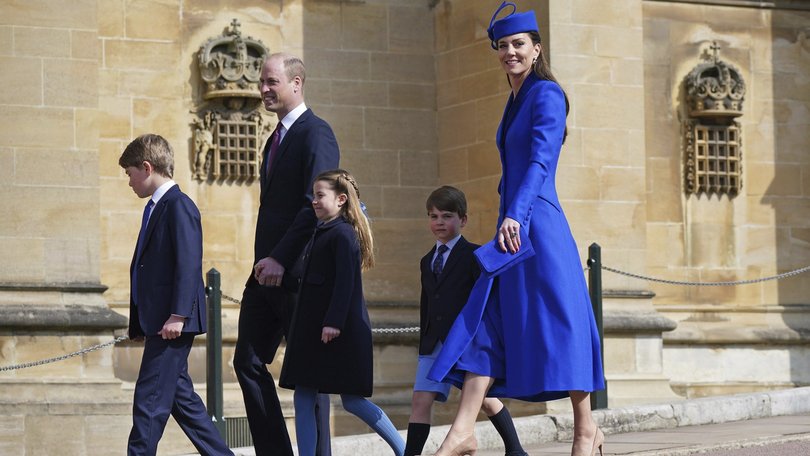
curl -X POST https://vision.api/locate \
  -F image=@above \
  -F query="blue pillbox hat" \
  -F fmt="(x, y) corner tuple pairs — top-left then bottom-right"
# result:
(487, 1), (539, 50)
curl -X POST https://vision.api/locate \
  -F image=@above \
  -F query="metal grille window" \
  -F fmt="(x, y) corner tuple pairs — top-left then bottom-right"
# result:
(692, 124), (742, 196)
(213, 119), (260, 180)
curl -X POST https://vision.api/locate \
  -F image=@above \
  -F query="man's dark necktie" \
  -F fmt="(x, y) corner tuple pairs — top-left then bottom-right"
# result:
(265, 123), (282, 176)
(433, 244), (449, 276)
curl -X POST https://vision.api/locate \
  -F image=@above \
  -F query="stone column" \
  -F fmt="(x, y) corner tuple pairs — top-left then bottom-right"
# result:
(0, 1), (129, 454)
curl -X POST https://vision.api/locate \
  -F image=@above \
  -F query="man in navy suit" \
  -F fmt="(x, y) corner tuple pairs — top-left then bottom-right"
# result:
(121, 134), (232, 456)
(233, 53), (339, 456)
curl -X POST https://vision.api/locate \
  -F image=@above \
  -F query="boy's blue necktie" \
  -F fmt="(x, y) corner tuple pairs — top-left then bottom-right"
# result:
(433, 244), (448, 276)
(132, 199), (154, 305)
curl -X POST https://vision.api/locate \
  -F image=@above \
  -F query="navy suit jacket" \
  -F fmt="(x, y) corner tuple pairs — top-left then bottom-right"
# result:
(129, 185), (206, 338)
(419, 236), (481, 355)
(249, 108), (340, 286)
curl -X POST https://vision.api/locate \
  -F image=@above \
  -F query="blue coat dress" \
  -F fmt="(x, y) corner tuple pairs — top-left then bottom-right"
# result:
(429, 73), (605, 402)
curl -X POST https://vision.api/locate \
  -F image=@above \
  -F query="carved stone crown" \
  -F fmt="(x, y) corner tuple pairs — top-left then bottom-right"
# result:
(198, 19), (268, 101)
(685, 42), (745, 119)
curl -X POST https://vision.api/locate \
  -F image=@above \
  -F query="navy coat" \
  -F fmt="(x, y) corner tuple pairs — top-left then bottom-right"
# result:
(279, 217), (373, 397)
(128, 185), (205, 338)
(419, 237), (481, 355)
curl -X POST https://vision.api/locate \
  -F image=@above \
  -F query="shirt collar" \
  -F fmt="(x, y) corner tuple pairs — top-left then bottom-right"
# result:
(279, 102), (308, 131)
(436, 234), (462, 252)
(150, 180), (176, 205)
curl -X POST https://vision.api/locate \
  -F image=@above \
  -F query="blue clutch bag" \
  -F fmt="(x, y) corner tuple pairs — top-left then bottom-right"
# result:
(473, 226), (535, 278)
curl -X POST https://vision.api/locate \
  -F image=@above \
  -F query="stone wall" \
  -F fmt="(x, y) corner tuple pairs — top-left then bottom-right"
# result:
(642, 2), (810, 396)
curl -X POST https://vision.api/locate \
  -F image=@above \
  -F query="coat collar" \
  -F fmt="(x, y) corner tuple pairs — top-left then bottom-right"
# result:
(498, 71), (539, 151)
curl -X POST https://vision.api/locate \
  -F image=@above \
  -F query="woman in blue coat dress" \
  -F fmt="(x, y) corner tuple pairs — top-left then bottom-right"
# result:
(427, 3), (605, 456)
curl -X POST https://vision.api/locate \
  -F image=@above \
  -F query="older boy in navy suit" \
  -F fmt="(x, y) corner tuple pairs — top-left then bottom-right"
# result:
(404, 186), (527, 456)
(121, 134), (232, 456)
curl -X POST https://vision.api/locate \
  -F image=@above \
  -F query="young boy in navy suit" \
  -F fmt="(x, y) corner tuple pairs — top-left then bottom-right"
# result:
(404, 186), (527, 456)
(120, 134), (232, 456)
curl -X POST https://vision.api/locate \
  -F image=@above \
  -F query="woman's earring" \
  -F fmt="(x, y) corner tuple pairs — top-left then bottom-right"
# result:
(532, 57), (537, 67)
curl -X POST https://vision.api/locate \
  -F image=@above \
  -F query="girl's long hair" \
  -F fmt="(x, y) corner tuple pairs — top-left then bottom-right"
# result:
(315, 169), (375, 270)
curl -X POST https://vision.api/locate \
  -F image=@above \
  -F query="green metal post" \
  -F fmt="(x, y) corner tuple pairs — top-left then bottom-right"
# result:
(205, 268), (226, 438)
(588, 243), (608, 410)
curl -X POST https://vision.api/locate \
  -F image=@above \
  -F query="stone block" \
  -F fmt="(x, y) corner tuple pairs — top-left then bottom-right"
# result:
(438, 147), (469, 184)
(564, 200), (645, 250)
(99, 141), (126, 177)
(604, 336), (635, 374)
(437, 79), (463, 109)
(549, 24), (596, 57)
(0, 238), (44, 282)
(302, 1), (342, 49)
(473, 94), (505, 143)
(25, 415), (86, 454)
(71, 30), (99, 60)
(363, 262), (421, 302)
(370, 52), (434, 83)
(132, 98), (186, 137)
(0, 56), (41, 105)
(331, 80), (389, 107)
(13, 26), (70, 57)
(670, 391), (770, 426)
(47, 237), (100, 283)
(646, 222), (685, 270)
(555, 55), (612, 85)
(201, 214), (239, 261)
(104, 39), (179, 72)
(366, 107), (436, 150)
(125, 0), (180, 41)
(400, 150), (438, 187)
(98, 96), (132, 139)
(1, 185), (96, 239)
(438, 102), (477, 151)
(372, 218), (432, 263)
(44, 59), (98, 107)
(118, 70), (184, 99)
(572, 0), (642, 28)
(571, 83), (644, 130)
(342, 3), (388, 52)
(389, 5), (434, 53)
(466, 141), (499, 181)
(0, 0), (95, 28)
(0, 26), (11, 55)
(599, 166), (645, 202)
(381, 186), (432, 219)
(85, 415), (131, 455)
(15, 147), (99, 188)
(305, 49), (370, 81)
(98, 0), (125, 37)
(304, 78), (332, 105)
(582, 128), (630, 167)
(311, 104), (365, 149)
(768, 387), (810, 416)
(0, 415), (25, 455)
(557, 165), (599, 200)
(436, 48), (459, 82)
(389, 82), (435, 110)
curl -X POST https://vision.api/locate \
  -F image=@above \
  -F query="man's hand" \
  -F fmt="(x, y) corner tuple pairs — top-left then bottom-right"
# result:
(159, 315), (185, 340)
(254, 256), (285, 287)
(321, 326), (340, 344)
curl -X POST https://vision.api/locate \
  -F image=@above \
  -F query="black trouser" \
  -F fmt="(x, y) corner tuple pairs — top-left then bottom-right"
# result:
(234, 285), (331, 456)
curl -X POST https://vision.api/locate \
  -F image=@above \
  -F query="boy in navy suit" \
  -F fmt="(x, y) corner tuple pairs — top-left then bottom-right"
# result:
(120, 134), (232, 456)
(404, 186), (527, 456)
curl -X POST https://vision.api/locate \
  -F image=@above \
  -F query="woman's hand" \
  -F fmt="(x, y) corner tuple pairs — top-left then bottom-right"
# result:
(321, 326), (341, 344)
(497, 217), (521, 254)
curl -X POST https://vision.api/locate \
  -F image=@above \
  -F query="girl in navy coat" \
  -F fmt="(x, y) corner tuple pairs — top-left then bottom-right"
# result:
(428, 3), (605, 456)
(280, 169), (405, 456)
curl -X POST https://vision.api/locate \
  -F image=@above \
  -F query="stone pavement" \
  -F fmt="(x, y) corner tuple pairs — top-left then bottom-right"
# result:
(221, 387), (810, 456)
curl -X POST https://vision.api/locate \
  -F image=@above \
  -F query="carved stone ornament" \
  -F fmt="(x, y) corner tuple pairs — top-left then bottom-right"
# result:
(682, 42), (745, 198)
(192, 19), (271, 182)
(685, 41), (746, 119)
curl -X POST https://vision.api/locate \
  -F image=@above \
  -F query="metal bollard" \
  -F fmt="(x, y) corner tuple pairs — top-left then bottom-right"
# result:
(588, 243), (608, 410)
(205, 268), (226, 438)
